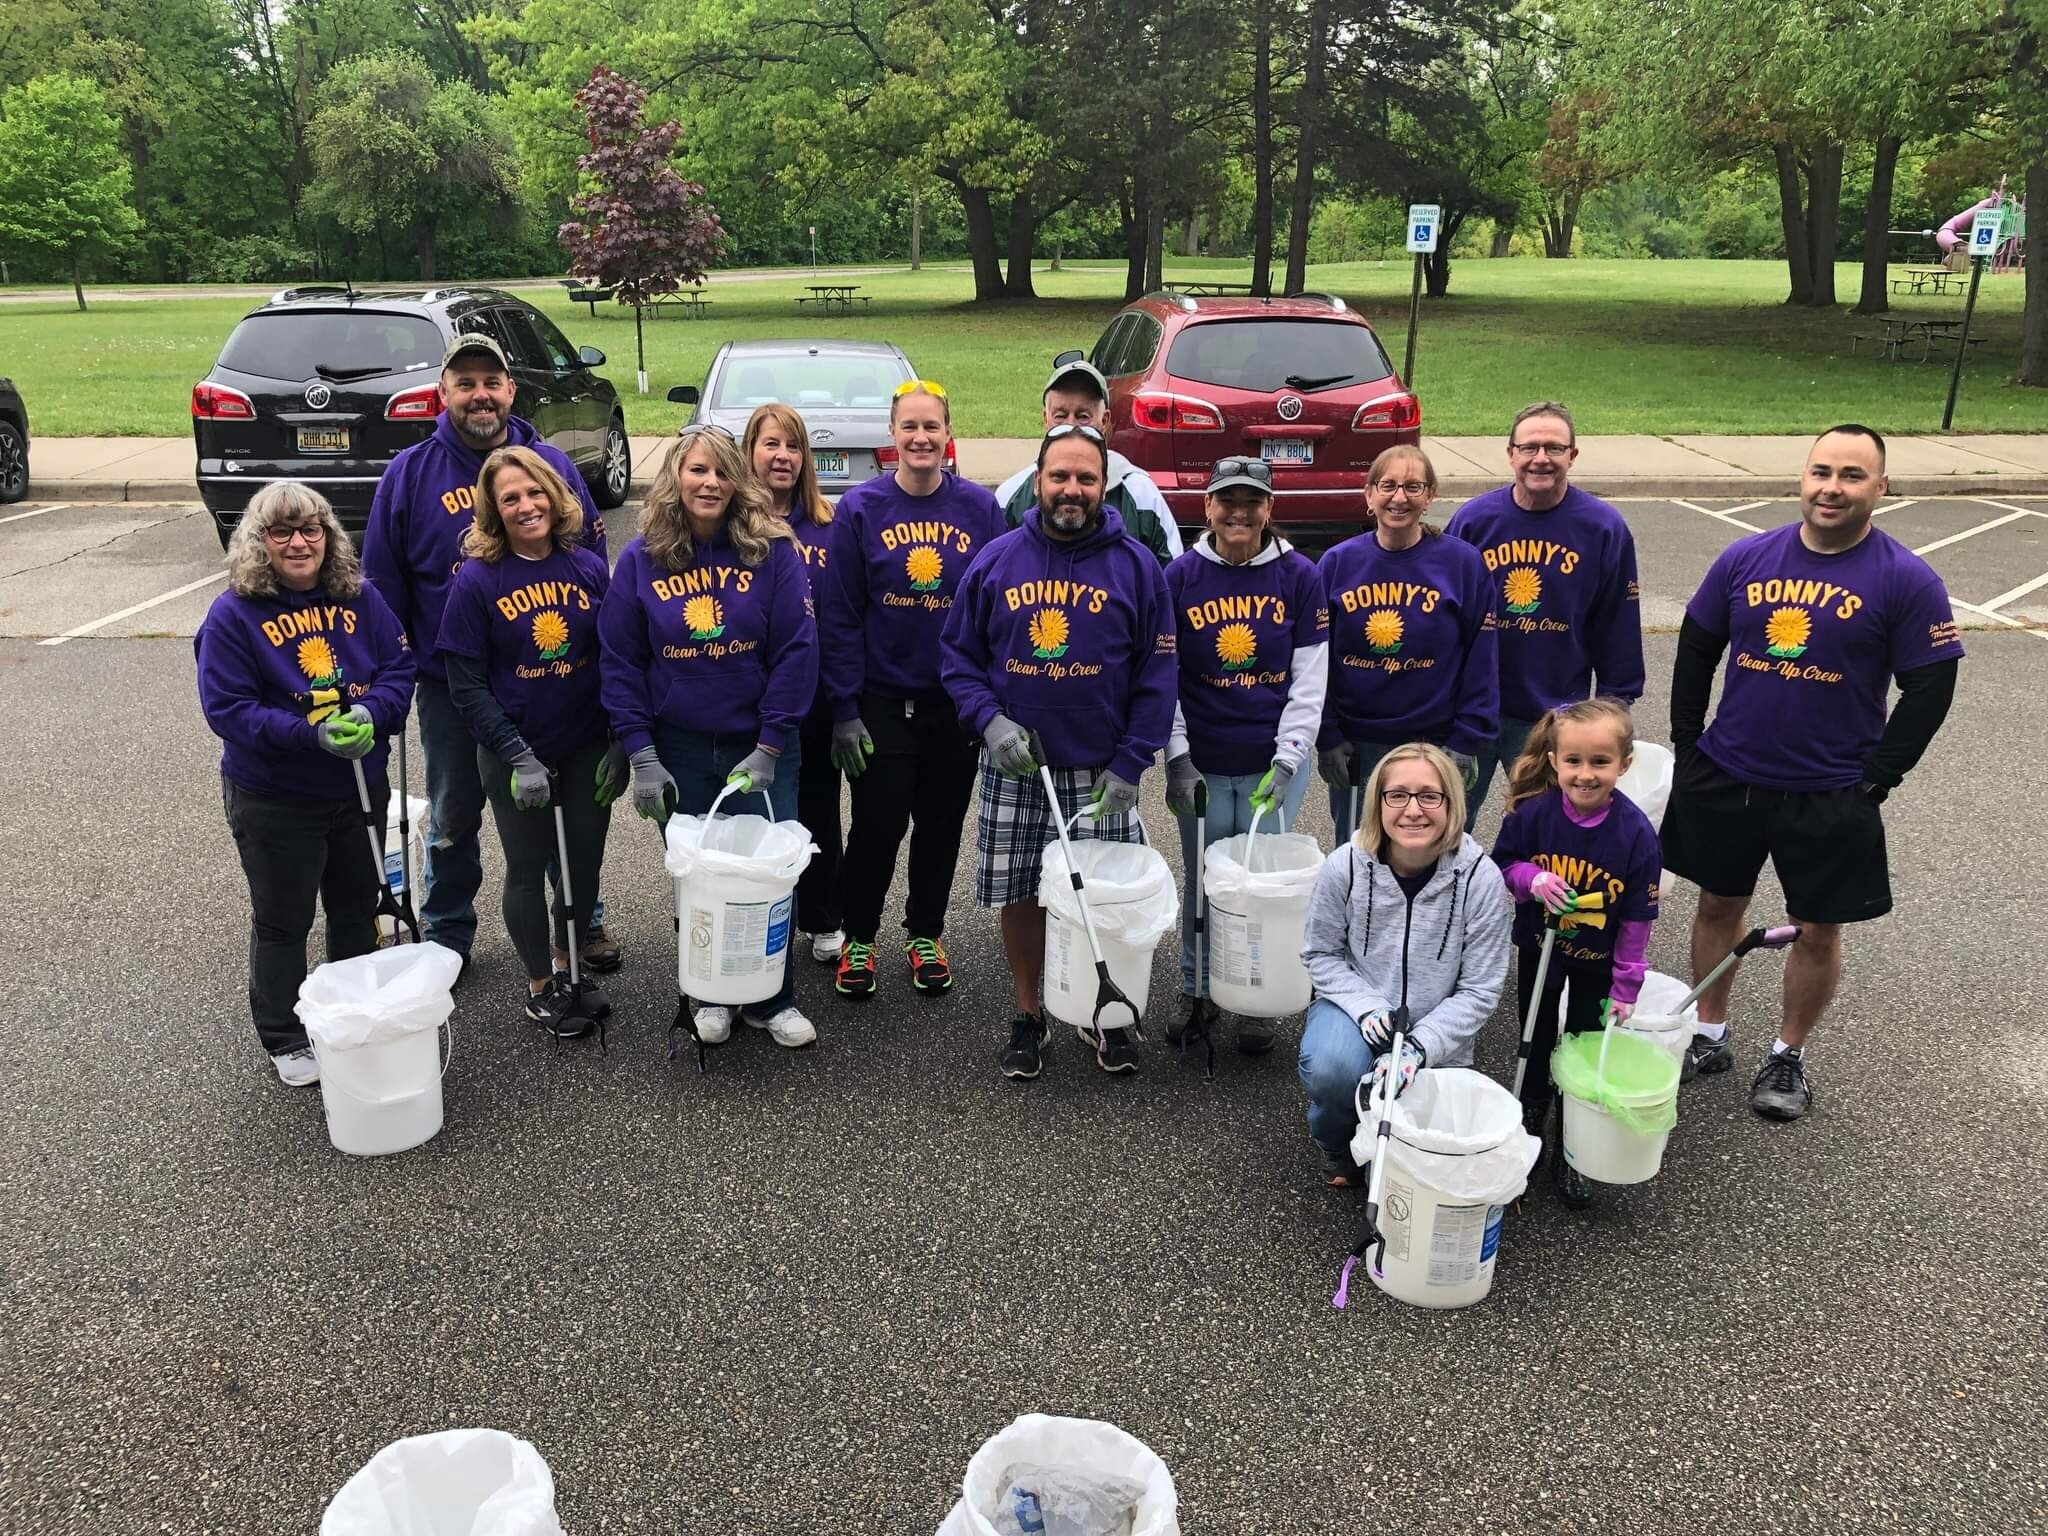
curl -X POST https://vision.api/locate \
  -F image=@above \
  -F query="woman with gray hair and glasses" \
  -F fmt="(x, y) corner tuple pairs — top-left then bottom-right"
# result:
(195, 481), (417, 1086)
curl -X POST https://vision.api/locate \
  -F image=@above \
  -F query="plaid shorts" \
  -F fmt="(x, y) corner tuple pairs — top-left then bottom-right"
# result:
(973, 753), (1143, 907)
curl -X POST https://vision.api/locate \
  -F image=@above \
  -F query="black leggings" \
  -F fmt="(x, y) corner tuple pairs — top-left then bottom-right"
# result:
(840, 692), (977, 943)
(1515, 944), (1614, 1131)
(794, 692), (843, 934)
(479, 738), (612, 982)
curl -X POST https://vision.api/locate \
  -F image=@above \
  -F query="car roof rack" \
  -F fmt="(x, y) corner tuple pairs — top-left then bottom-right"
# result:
(271, 282), (358, 305)
(1280, 290), (1347, 312)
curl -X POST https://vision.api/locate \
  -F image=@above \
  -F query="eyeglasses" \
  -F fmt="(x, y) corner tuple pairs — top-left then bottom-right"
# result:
(1371, 479), (1430, 497)
(264, 523), (326, 546)
(1380, 788), (1447, 810)
(1208, 456), (1273, 485)
(893, 378), (948, 399)
(1509, 441), (1573, 458)
(1045, 423), (1105, 443)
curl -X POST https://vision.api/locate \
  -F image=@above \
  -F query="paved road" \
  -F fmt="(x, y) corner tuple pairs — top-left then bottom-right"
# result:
(3, 498), (2045, 1533)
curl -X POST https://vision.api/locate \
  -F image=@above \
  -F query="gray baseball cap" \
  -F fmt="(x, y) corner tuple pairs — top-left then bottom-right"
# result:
(1043, 350), (1110, 403)
(1206, 456), (1275, 495)
(440, 332), (511, 373)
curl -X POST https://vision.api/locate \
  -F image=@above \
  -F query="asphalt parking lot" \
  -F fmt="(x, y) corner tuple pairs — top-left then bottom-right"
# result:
(3, 497), (2045, 1534)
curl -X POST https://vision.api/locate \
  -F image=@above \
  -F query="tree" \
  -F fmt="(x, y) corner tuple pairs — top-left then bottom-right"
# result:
(2005, 0), (2047, 383)
(1534, 90), (1626, 256)
(0, 73), (139, 310)
(557, 66), (725, 393)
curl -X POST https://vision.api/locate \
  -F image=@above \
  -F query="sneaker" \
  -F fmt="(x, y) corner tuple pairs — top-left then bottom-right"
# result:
(1321, 1146), (1366, 1189)
(527, 979), (592, 1041)
(1095, 1027), (1140, 1074)
(835, 940), (878, 998)
(271, 1047), (320, 1087)
(1234, 1018), (1276, 1056)
(578, 925), (623, 974)
(693, 1004), (733, 1045)
(744, 1005), (817, 1048)
(552, 969), (612, 1023)
(1686, 1028), (1734, 1082)
(1001, 1012), (1048, 1080)
(1165, 994), (1217, 1047)
(1556, 1155), (1594, 1209)
(906, 937), (953, 994)
(809, 929), (845, 964)
(1750, 1046), (1813, 1121)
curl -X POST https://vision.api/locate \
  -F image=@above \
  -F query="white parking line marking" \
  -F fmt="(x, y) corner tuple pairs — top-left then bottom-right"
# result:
(1716, 500), (1775, 517)
(37, 570), (227, 646)
(1913, 510), (2034, 557)
(1968, 496), (2048, 518)
(1979, 569), (2048, 614)
(1872, 498), (1916, 517)
(1952, 599), (2048, 642)
(0, 502), (73, 525)
(1671, 499), (1764, 534)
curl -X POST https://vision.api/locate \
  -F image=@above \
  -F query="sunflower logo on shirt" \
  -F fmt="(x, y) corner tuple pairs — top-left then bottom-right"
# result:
(296, 637), (344, 722)
(683, 595), (725, 640)
(1215, 622), (1257, 670)
(1503, 567), (1542, 615)
(906, 545), (943, 592)
(1365, 609), (1404, 654)
(1028, 607), (1069, 659)
(1764, 606), (1811, 658)
(532, 610), (571, 660)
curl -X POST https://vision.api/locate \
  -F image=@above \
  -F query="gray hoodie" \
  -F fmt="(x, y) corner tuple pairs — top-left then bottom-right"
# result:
(1300, 832), (1511, 1067)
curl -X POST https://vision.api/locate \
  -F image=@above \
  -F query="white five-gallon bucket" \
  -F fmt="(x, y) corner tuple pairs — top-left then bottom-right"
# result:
(1203, 805), (1321, 1018)
(322, 1427), (564, 1536)
(295, 943), (461, 1157)
(1349, 1069), (1541, 1310)
(1039, 814), (1176, 1034)
(1555, 1027), (1681, 1185)
(377, 794), (428, 943)
(1559, 969), (1695, 1069)
(663, 784), (816, 1008)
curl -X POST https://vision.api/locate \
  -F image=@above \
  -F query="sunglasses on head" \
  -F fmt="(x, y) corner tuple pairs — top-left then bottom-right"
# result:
(1210, 457), (1274, 484)
(893, 378), (948, 399)
(677, 422), (737, 442)
(1045, 423), (1106, 444)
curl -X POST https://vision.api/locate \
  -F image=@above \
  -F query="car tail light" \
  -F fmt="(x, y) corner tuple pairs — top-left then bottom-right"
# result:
(1352, 392), (1421, 431)
(190, 382), (255, 420)
(385, 383), (444, 420)
(1131, 391), (1224, 432)
(876, 441), (959, 469)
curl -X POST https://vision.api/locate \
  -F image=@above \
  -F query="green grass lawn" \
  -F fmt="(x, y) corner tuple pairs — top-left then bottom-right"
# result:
(3, 258), (2042, 438)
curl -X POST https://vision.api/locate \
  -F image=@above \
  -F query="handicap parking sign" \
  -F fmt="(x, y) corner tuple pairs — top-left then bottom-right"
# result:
(1406, 204), (1442, 254)
(1971, 209), (2003, 252)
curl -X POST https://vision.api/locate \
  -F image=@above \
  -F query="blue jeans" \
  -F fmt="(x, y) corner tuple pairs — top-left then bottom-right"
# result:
(1176, 765), (1312, 997)
(416, 673), (486, 956)
(1467, 712), (1539, 829)
(653, 723), (801, 1017)
(1296, 996), (1389, 1162)
(1324, 740), (1404, 845)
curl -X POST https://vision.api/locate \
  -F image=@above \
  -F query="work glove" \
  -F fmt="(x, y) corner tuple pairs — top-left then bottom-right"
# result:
(1371, 1037), (1427, 1101)
(315, 708), (374, 760)
(594, 741), (628, 807)
(1358, 1009), (1395, 1047)
(1529, 870), (1578, 916)
(727, 745), (778, 793)
(1859, 780), (1890, 805)
(509, 750), (550, 811)
(832, 717), (876, 780)
(982, 713), (1039, 779)
(1317, 742), (1357, 789)
(1452, 752), (1478, 794)
(1251, 759), (1294, 817)
(1165, 753), (1201, 817)
(630, 746), (675, 821)
(1090, 769), (1138, 819)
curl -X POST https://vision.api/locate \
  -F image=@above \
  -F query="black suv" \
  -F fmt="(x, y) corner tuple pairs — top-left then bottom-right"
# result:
(0, 377), (27, 504)
(193, 286), (630, 546)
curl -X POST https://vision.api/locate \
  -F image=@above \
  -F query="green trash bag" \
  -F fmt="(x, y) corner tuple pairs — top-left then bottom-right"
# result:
(1551, 1028), (1680, 1137)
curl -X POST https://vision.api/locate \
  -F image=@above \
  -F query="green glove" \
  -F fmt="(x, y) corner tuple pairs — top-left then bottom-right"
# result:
(316, 708), (374, 761)
(728, 745), (778, 794)
(831, 717), (875, 779)
(594, 742), (628, 806)
(1251, 759), (1294, 816)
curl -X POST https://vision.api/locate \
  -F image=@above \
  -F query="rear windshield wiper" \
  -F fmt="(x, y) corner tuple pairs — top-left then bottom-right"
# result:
(1283, 372), (1355, 390)
(312, 364), (385, 382)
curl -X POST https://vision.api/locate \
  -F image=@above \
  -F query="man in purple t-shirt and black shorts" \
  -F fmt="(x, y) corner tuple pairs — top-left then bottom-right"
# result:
(1662, 425), (1963, 1120)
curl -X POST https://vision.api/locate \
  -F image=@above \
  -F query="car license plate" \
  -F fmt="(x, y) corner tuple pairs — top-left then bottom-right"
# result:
(297, 426), (348, 453)
(812, 449), (848, 477)
(1260, 438), (1313, 466)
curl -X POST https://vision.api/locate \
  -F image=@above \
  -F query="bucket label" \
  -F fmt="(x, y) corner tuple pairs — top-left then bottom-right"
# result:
(1209, 902), (1264, 986)
(1480, 1204), (1504, 1262)
(1383, 1174), (1414, 1268)
(1044, 911), (1075, 997)
(765, 896), (791, 960)
(685, 898), (786, 982)
(1426, 1201), (1489, 1286)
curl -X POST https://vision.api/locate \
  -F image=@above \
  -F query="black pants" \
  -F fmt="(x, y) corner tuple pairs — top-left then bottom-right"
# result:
(1515, 943), (1613, 1131)
(222, 775), (387, 1056)
(840, 692), (978, 943)
(795, 692), (843, 934)
(479, 738), (612, 982)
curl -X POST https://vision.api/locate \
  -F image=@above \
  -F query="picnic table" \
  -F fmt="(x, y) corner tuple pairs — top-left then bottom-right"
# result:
(644, 285), (712, 319)
(1852, 316), (1979, 363)
(1163, 280), (1257, 296)
(796, 283), (868, 315)
(1894, 265), (1961, 296)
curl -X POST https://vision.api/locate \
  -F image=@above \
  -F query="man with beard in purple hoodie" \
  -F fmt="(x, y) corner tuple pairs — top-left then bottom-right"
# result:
(941, 424), (1176, 1080)
(361, 335), (607, 972)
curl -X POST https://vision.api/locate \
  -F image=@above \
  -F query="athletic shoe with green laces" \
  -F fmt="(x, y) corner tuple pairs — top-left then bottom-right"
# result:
(906, 937), (953, 994)
(835, 939), (878, 998)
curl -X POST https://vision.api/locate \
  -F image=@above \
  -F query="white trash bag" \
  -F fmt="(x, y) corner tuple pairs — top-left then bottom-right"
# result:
(1559, 968), (1696, 1067)
(296, 942), (463, 1051)
(938, 1415), (1179, 1536)
(1038, 840), (1177, 946)
(1618, 741), (1675, 829)
(1349, 1067), (1541, 1205)
(1202, 822), (1321, 1017)
(321, 1428), (563, 1536)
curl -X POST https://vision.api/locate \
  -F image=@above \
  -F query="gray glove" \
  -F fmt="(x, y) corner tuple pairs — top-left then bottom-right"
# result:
(1452, 751), (1478, 794)
(1165, 753), (1201, 817)
(594, 741), (628, 806)
(630, 745), (675, 821)
(1317, 742), (1357, 789)
(1251, 759), (1294, 816)
(832, 716), (875, 779)
(982, 713), (1039, 779)
(1091, 769), (1138, 819)
(509, 750), (550, 811)
(728, 745), (778, 793)
(315, 705), (374, 760)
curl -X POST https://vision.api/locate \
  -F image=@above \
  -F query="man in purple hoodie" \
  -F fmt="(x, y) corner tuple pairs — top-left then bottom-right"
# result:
(360, 335), (606, 968)
(940, 424), (1176, 1080)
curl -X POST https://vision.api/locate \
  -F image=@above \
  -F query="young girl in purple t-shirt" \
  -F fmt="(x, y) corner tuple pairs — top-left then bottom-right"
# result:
(1490, 697), (1662, 1208)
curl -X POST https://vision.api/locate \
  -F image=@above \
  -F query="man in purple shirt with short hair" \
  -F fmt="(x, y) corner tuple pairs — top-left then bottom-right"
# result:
(1662, 424), (1963, 1121)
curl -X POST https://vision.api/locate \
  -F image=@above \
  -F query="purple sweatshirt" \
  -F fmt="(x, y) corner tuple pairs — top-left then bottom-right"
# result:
(940, 508), (1176, 782)
(1491, 787), (1660, 998)
(435, 545), (611, 761)
(1444, 485), (1643, 718)
(195, 581), (417, 802)
(360, 413), (605, 680)
(597, 529), (819, 756)
(1167, 539), (1328, 776)
(1318, 529), (1500, 755)
(821, 472), (1004, 713)
(784, 509), (832, 710)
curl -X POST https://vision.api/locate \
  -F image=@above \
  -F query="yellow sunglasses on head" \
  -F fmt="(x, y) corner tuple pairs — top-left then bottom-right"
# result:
(893, 378), (948, 398)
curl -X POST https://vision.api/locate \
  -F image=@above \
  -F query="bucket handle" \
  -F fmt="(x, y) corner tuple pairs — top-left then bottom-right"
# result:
(1243, 800), (1292, 874)
(320, 1020), (453, 1106)
(694, 778), (778, 855)
(1062, 803), (1151, 847)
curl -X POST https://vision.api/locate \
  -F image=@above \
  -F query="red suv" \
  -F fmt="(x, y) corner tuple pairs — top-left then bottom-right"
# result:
(1089, 292), (1420, 546)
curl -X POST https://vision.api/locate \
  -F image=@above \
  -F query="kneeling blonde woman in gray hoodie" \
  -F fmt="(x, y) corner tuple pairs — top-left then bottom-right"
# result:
(1296, 742), (1512, 1186)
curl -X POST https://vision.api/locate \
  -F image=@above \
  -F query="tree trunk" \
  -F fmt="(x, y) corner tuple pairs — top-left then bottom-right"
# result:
(1004, 192), (1037, 298)
(1144, 198), (1166, 291)
(1540, 190), (1580, 257)
(2022, 161), (2048, 386)
(633, 302), (646, 393)
(417, 217), (436, 282)
(1773, 143), (1814, 306)
(1250, 0), (1274, 296)
(1182, 212), (1201, 257)
(1804, 141), (1844, 307)
(1854, 134), (1903, 315)
(1283, 0), (1330, 295)
(910, 190), (922, 270)
(72, 250), (87, 313)
(956, 184), (1006, 301)
(1489, 219), (1515, 258)
(1423, 211), (1463, 297)
(1124, 175), (1149, 299)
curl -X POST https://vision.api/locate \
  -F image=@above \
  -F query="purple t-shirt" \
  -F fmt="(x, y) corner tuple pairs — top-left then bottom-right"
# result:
(435, 545), (611, 760)
(1318, 530), (1499, 755)
(1167, 547), (1327, 776)
(1687, 524), (1965, 791)
(1491, 788), (1661, 962)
